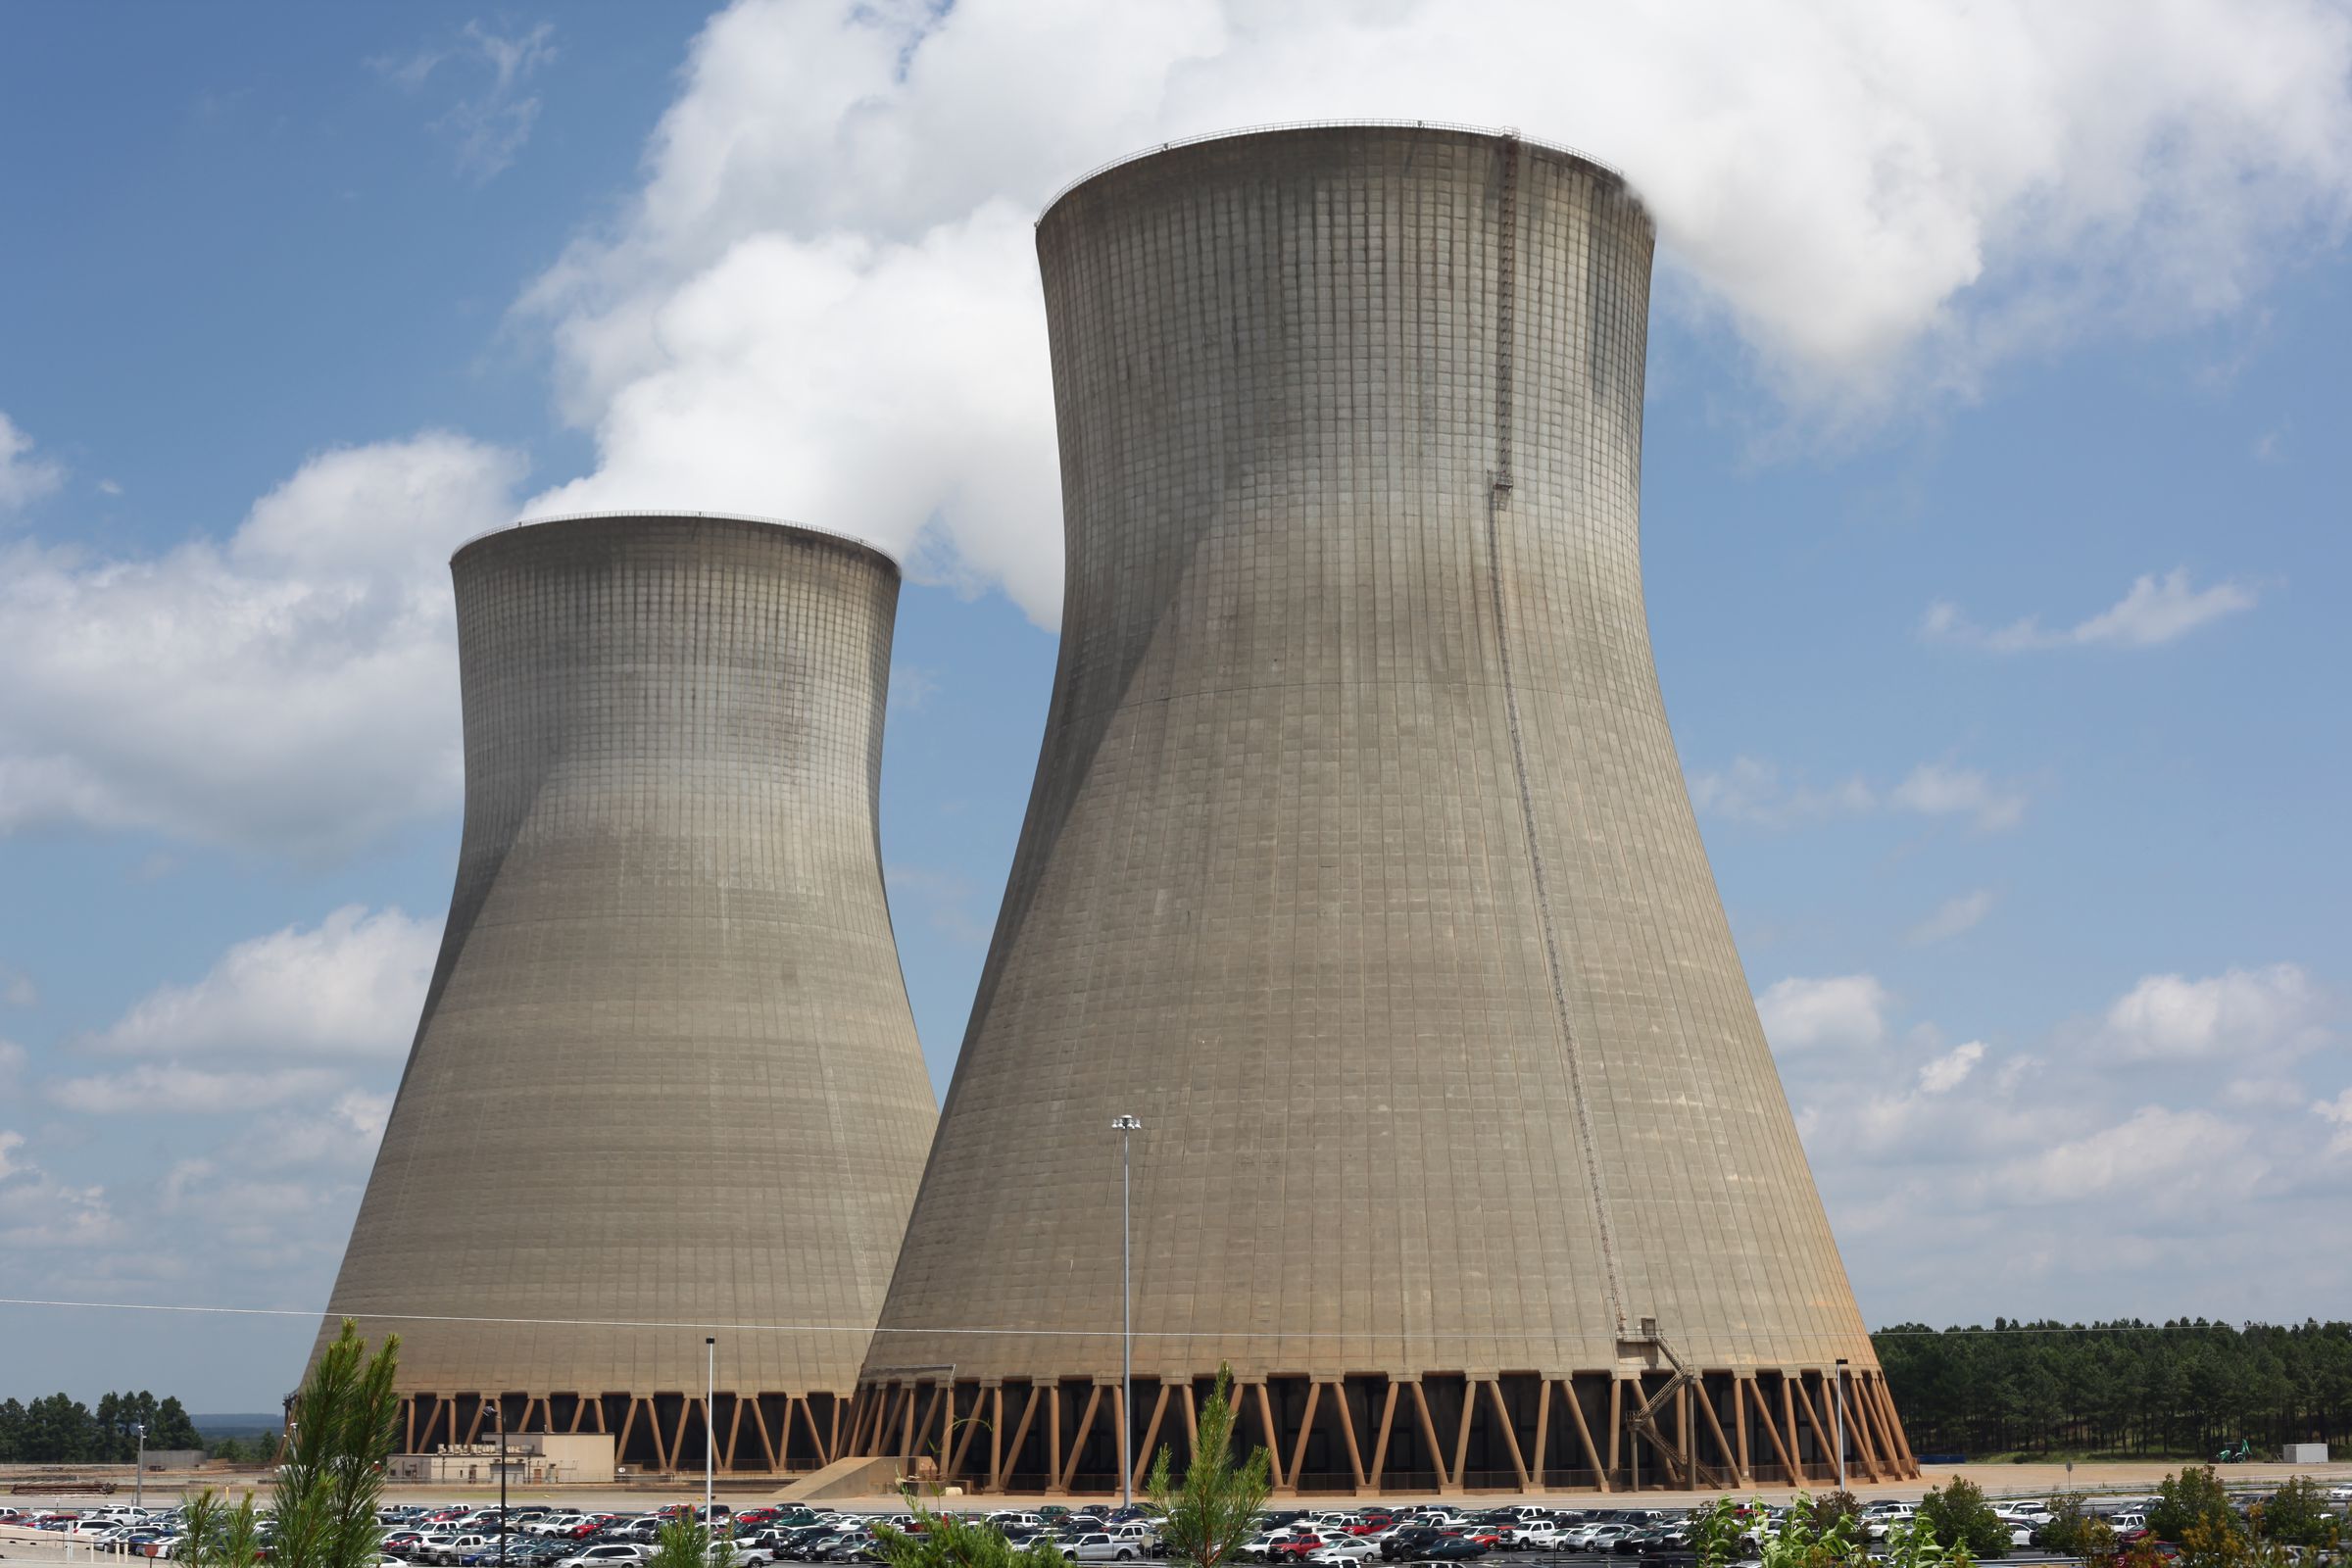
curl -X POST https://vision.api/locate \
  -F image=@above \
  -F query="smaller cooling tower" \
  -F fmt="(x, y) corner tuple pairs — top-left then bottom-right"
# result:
(312, 513), (939, 1476)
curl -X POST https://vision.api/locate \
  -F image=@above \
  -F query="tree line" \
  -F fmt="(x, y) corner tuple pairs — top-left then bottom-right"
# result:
(0, 1390), (204, 1463)
(1874, 1318), (2352, 1459)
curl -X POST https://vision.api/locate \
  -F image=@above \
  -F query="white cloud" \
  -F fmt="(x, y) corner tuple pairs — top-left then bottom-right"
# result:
(887, 663), (942, 714)
(244, 1089), (395, 1170)
(1688, 756), (2027, 833)
(1889, 761), (2029, 832)
(0, 1128), (121, 1248)
(88, 906), (435, 1060)
(1923, 567), (2259, 652)
(0, 411), (66, 513)
(1919, 1040), (1985, 1094)
(517, 0), (2352, 617)
(1909, 888), (1997, 945)
(1686, 756), (1877, 827)
(2224, 1076), (2311, 1110)
(378, 21), (557, 182)
(1996, 1106), (2257, 1201)
(2100, 961), (2331, 1061)
(2317, 1089), (2352, 1156)
(1756, 974), (1889, 1052)
(45, 1063), (345, 1115)
(528, 205), (1061, 616)
(0, 432), (518, 852)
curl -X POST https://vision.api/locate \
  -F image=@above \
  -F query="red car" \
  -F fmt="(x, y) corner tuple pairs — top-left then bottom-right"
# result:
(1348, 1519), (1396, 1538)
(1272, 1537), (1334, 1560)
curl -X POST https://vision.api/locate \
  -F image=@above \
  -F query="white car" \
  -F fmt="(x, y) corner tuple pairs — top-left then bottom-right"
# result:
(1069, 1535), (1147, 1564)
(1573, 1525), (1635, 1551)
(1307, 1543), (1380, 1564)
(1514, 1525), (1569, 1549)
(561, 1548), (654, 1568)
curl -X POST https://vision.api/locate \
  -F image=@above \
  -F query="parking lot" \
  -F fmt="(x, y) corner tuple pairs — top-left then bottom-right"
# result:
(9, 1486), (2343, 1568)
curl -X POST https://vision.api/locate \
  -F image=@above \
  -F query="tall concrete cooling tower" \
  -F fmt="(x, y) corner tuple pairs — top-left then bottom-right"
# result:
(315, 513), (939, 1477)
(853, 126), (1914, 1496)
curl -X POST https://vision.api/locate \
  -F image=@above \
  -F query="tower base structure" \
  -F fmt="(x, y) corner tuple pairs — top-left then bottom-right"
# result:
(396, 1388), (858, 1478)
(845, 1364), (1915, 1496)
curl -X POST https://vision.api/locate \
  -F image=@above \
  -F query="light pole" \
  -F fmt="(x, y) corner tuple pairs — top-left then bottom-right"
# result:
(705, 1338), (716, 1538)
(132, 1422), (145, 1512)
(1834, 1359), (1848, 1492)
(1111, 1114), (1142, 1508)
(496, 1397), (508, 1568)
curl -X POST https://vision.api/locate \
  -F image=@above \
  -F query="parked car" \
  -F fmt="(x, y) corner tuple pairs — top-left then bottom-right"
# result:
(559, 1546), (653, 1568)
(1378, 1528), (1447, 1562)
(1580, 1525), (1641, 1552)
(1071, 1535), (1149, 1563)
(1421, 1542), (1489, 1563)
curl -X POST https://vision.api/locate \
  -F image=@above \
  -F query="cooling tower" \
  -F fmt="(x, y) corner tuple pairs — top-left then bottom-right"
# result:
(854, 125), (1914, 1495)
(314, 513), (938, 1476)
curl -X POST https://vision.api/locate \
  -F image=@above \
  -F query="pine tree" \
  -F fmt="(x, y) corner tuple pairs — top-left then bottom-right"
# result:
(1146, 1367), (1274, 1568)
(270, 1319), (404, 1568)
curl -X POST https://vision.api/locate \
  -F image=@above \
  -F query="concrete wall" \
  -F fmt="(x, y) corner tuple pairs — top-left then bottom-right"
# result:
(317, 514), (938, 1399)
(867, 125), (1883, 1387)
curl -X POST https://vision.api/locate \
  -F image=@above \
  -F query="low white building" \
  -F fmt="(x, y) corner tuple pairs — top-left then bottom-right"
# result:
(387, 1434), (614, 1485)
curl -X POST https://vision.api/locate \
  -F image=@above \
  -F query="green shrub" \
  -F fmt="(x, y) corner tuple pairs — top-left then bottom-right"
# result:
(1918, 1478), (2010, 1559)
(2034, 1495), (2114, 1559)
(2251, 1479), (2339, 1549)
(2150, 1466), (2239, 1546)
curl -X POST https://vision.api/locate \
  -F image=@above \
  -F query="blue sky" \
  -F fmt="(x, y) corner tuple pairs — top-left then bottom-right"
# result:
(2, 0), (2347, 1409)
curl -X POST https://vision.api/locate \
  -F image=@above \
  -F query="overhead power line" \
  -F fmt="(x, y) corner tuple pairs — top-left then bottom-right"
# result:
(0, 1296), (2340, 1341)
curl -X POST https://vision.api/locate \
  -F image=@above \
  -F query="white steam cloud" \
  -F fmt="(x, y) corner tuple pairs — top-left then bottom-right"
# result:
(522, 0), (2352, 624)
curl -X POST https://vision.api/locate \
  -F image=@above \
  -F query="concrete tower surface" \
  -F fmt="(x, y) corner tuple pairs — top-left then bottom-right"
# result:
(315, 513), (938, 1476)
(855, 125), (1914, 1495)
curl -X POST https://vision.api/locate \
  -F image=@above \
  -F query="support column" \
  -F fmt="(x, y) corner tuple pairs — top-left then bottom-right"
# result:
(1046, 1385), (1065, 1497)
(1366, 1383), (1400, 1493)
(1058, 1385), (1105, 1493)
(1694, 1377), (1742, 1487)
(1484, 1380), (1530, 1491)
(1606, 1378), (1624, 1484)
(1407, 1381), (1452, 1494)
(987, 1386), (1005, 1494)
(1250, 1383), (1288, 1494)
(1000, 1386), (1042, 1494)
(1331, 1380), (1368, 1494)
(1131, 1382), (1174, 1494)
(1561, 1379), (1607, 1492)
(1751, 1377), (1798, 1484)
(1780, 1375), (1802, 1483)
(1532, 1382), (1553, 1492)
(1286, 1384), (1323, 1494)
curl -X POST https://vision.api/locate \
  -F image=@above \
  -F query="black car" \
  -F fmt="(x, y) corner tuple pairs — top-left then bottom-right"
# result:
(1422, 1542), (1489, 1562)
(1382, 1530), (1446, 1562)
(1615, 1526), (1690, 1557)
